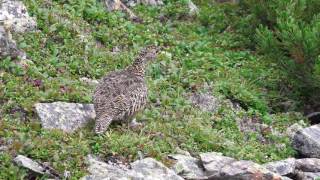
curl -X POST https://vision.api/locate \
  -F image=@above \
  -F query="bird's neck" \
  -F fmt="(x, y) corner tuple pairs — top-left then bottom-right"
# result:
(128, 58), (146, 77)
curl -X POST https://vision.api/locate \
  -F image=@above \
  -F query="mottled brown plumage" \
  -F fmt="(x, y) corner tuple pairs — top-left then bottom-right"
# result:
(93, 46), (160, 134)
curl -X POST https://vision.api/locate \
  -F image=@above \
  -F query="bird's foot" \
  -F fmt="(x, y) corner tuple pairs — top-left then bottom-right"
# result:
(129, 118), (143, 129)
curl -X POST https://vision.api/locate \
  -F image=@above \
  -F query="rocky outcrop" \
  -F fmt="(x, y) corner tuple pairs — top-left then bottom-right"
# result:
(35, 102), (96, 133)
(292, 124), (320, 158)
(296, 171), (320, 180)
(286, 122), (305, 139)
(81, 152), (320, 180)
(295, 158), (320, 172)
(0, 0), (36, 60)
(199, 152), (283, 180)
(0, 0), (37, 33)
(0, 26), (24, 59)
(264, 158), (320, 180)
(82, 155), (183, 180)
(130, 157), (183, 180)
(263, 158), (296, 176)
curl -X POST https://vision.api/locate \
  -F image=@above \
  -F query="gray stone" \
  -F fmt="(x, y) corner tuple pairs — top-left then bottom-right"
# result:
(293, 125), (320, 158)
(199, 152), (236, 177)
(0, 25), (25, 59)
(82, 155), (183, 180)
(295, 158), (320, 172)
(263, 158), (296, 176)
(296, 171), (320, 180)
(84, 155), (129, 179)
(13, 155), (45, 175)
(286, 122), (305, 139)
(189, 93), (219, 112)
(35, 102), (96, 133)
(0, 0), (36, 60)
(199, 152), (283, 180)
(130, 158), (183, 180)
(0, 0), (37, 33)
(174, 147), (191, 156)
(187, 0), (199, 15)
(168, 154), (207, 179)
(218, 160), (282, 180)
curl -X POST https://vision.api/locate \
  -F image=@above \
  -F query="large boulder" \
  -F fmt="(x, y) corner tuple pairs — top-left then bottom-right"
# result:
(200, 152), (236, 177)
(0, 0), (37, 33)
(35, 102), (96, 133)
(82, 155), (129, 179)
(168, 154), (207, 179)
(263, 158), (296, 176)
(218, 160), (282, 180)
(296, 171), (320, 180)
(295, 158), (320, 172)
(292, 125), (320, 158)
(199, 152), (283, 180)
(82, 155), (183, 180)
(0, 0), (36, 60)
(286, 122), (305, 139)
(0, 26), (23, 59)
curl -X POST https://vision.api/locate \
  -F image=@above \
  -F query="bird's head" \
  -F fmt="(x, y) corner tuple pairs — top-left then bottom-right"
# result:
(134, 45), (162, 64)
(129, 45), (163, 76)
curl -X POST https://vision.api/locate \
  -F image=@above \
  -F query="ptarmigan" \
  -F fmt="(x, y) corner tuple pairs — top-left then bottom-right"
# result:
(93, 46), (161, 134)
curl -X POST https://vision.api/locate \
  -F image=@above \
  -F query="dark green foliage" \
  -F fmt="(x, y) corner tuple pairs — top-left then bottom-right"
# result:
(238, 0), (320, 109)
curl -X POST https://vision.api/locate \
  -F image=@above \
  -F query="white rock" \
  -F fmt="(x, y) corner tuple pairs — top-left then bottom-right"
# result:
(187, 0), (199, 15)
(200, 152), (235, 177)
(83, 155), (183, 180)
(130, 158), (183, 180)
(35, 102), (96, 133)
(199, 152), (283, 180)
(293, 125), (320, 158)
(14, 155), (45, 174)
(168, 154), (206, 179)
(219, 160), (282, 180)
(286, 122), (304, 139)
(296, 171), (320, 180)
(263, 158), (296, 176)
(295, 158), (320, 172)
(0, 0), (37, 33)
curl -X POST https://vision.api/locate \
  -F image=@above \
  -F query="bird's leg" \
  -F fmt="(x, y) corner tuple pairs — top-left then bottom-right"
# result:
(129, 118), (143, 129)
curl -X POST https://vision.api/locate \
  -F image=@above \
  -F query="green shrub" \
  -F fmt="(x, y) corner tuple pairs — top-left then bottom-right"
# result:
(238, 0), (320, 106)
